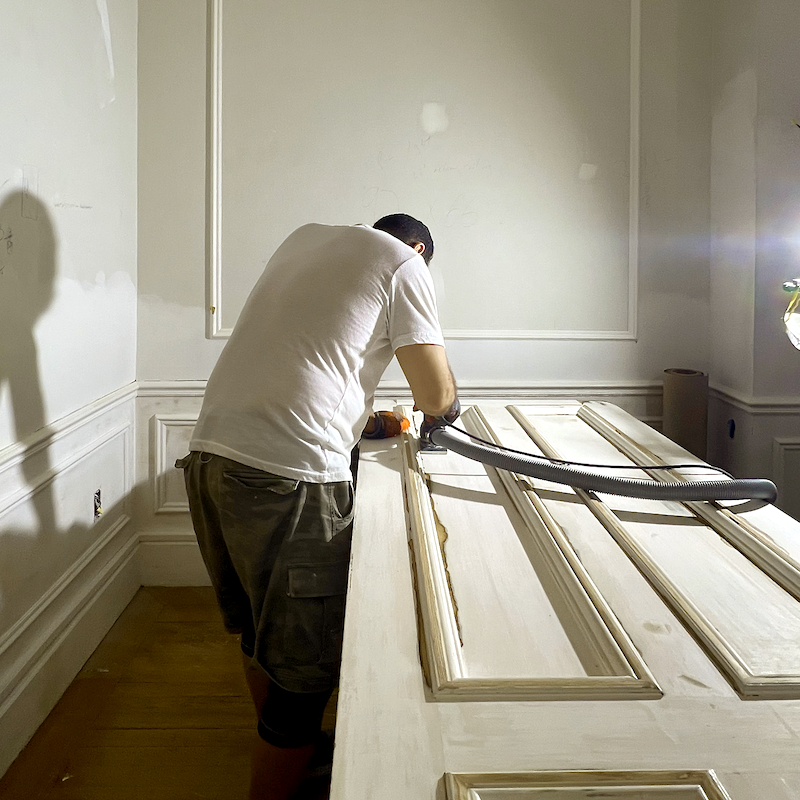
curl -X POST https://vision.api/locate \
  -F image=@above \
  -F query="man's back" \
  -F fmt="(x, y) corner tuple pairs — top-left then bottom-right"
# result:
(190, 223), (443, 482)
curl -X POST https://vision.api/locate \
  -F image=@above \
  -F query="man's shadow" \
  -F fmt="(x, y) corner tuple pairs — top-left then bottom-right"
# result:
(0, 190), (61, 612)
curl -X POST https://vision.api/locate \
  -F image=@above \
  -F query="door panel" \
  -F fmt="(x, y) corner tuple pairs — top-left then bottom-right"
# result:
(401, 406), (660, 700)
(331, 403), (800, 800)
(505, 405), (800, 698)
(445, 770), (731, 799)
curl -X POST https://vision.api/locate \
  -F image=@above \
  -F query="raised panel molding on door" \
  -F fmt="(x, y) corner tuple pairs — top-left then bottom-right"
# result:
(579, 401), (800, 602)
(508, 404), (800, 700)
(399, 405), (660, 701)
(445, 770), (733, 800)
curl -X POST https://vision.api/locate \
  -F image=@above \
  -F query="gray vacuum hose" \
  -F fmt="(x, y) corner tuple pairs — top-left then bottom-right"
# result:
(429, 427), (777, 503)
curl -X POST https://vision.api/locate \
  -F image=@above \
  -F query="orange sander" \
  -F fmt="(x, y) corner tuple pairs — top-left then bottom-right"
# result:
(361, 410), (410, 440)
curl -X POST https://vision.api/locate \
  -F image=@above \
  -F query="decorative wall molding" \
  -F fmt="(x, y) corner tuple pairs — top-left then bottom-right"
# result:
(137, 535), (212, 587)
(152, 415), (196, 514)
(0, 383), (136, 481)
(772, 437), (800, 522)
(205, 0), (224, 339)
(138, 378), (662, 401)
(137, 380), (208, 398)
(0, 424), (132, 522)
(710, 384), (800, 416)
(0, 514), (135, 706)
(0, 385), (138, 776)
(0, 523), (139, 777)
(204, 0), (641, 341)
(444, 770), (732, 800)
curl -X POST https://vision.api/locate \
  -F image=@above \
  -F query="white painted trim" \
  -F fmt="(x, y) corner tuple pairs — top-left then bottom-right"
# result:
(627, 0), (641, 342)
(0, 515), (134, 694)
(137, 530), (196, 543)
(137, 379), (208, 397)
(138, 378), (662, 399)
(137, 537), (212, 587)
(0, 518), (139, 777)
(0, 382), (136, 479)
(376, 379), (661, 400)
(772, 437), (800, 505)
(205, 0), (641, 341)
(0, 424), (131, 520)
(152, 415), (196, 514)
(709, 384), (800, 415)
(206, 0), (225, 338)
(442, 328), (638, 341)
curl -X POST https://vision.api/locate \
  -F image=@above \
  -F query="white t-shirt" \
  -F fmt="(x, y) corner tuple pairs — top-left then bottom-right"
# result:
(190, 223), (445, 482)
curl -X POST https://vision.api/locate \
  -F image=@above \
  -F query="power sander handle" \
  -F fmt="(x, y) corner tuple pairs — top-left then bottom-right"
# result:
(419, 398), (461, 452)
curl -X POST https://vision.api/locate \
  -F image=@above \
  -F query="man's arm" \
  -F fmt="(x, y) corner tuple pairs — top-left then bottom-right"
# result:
(395, 343), (457, 417)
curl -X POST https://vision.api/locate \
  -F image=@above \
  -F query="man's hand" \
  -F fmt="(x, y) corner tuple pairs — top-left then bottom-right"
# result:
(362, 411), (410, 439)
(395, 344), (457, 417)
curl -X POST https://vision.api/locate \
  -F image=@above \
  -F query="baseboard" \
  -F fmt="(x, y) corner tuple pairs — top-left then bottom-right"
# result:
(137, 532), (211, 586)
(0, 517), (139, 776)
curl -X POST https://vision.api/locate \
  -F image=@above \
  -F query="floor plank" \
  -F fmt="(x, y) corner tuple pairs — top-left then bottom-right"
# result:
(0, 587), (336, 800)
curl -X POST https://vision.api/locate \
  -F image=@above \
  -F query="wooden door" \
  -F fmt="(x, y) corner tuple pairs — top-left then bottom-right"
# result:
(330, 403), (800, 800)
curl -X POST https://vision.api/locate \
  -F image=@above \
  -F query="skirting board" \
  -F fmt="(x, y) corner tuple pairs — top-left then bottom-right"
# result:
(137, 533), (212, 587)
(0, 520), (139, 777)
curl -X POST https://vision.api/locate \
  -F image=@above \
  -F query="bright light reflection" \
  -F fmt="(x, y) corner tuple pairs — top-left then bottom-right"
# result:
(784, 280), (800, 350)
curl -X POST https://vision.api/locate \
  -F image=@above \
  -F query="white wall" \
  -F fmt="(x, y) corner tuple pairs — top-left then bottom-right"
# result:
(752, 0), (800, 400)
(709, 0), (800, 402)
(138, 0), (713, 388)
(0, 0), (140, 774)
(134, 0), (717, 577)
(707, 0), (800, 518)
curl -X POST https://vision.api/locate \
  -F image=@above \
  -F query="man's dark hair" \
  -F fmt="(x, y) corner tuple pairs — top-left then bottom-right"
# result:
(373, 214), (434, 265)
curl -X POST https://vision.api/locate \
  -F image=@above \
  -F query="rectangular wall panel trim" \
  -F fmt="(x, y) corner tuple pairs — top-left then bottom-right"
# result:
(152, 415), (196, 514)
(204, 0), (642, 341)
(0, 383), (136, 480)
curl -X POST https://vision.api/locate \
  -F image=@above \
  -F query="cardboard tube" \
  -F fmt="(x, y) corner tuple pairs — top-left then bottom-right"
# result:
(662, 368), (708, 459)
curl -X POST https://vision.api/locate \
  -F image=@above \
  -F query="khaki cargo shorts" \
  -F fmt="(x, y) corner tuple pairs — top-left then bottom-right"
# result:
(176, 451), (354, 694)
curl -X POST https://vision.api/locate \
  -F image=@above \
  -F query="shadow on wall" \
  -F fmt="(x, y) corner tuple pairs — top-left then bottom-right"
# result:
(0, 190), (58, 534)
(0, 190), (118, 647)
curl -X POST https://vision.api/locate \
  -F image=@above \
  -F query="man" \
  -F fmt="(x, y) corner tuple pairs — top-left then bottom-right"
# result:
(178, 214), (457, 799)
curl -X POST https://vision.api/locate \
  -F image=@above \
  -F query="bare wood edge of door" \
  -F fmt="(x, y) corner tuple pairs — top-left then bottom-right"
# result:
(398, 405), (661, 702)
(444, 769), (733, 799)
(511, 405), (800, 700)
(578, 401), (800, 602)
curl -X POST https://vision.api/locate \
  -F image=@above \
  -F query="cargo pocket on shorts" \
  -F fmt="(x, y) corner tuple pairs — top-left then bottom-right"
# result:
(284, 563), (349, 665)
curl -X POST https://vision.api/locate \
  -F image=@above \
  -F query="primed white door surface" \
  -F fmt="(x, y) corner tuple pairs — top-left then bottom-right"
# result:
(329, 403), (800, 799)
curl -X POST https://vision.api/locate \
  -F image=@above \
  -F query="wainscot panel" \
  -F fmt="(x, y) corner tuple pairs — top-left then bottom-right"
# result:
(0, 385), (139, 777)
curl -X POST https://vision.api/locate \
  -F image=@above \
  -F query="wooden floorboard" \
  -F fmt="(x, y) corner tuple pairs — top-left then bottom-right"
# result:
(0, 587), (335, 800)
